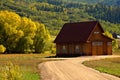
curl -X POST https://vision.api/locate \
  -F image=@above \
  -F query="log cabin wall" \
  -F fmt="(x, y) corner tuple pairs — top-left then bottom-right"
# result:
(107, 42), (112, 55)
(56, 41), (112, 56)
(103, 42), (107, 55)
(83, 43), (92, 55)
(56, 43), (85, 57)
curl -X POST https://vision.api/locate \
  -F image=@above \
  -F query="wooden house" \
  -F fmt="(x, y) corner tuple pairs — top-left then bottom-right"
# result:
(54, 21), (112, 57)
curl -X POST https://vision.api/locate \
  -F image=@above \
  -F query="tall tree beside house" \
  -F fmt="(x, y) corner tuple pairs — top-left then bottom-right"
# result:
(103, 31), (118, 51)
(112, 39), (118, 52)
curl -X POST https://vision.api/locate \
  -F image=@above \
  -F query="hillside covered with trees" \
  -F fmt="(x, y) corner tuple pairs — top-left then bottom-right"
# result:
(0, 0), (120, 53)
(62, 0), (120, 6)
(0, 0), (120, 35)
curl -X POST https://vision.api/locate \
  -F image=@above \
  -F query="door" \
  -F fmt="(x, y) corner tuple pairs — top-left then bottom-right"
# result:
(92, 41), (103, 55)
(107, 42), (112, 55)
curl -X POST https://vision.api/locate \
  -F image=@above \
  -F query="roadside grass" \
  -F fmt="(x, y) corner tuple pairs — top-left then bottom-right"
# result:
(0, 53), (56, 80)
(83, 56), (120, 78)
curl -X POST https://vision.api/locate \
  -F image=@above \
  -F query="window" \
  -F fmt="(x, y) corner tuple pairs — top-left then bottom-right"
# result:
(63, 46), (66, 50)
(94, 31), (100, 34)
(62, 45), (67, 53)
(92, 42), (97, 46)
(75, 45), (79, 53)
(107, 42), (112, 45)
(98, 42), (103, 46)
(92, 41), (103, 46)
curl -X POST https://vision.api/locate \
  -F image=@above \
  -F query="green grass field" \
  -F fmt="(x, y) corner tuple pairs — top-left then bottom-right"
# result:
(0, 53), (56, 80)
(83, 56), (120, 78)
(83, 51), (120, 78)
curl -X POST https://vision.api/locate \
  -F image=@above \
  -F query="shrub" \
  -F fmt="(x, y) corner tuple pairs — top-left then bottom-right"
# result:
(51, 48), (56, 54)
(0, 62), (23, 80)
(0, 45), (6, 53)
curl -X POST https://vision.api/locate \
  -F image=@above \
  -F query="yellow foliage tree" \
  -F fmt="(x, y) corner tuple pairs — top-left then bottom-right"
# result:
(0, 10), (51, 53)
(0, 10), (23, 53)
(34, 22), (50, 53)
(103, 31), (118, 51)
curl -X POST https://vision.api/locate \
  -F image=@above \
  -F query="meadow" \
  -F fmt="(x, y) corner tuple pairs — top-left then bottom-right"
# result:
(0, 52), (120, 80)
(0, 53), (56, 80)
(83, 51), (120, 78)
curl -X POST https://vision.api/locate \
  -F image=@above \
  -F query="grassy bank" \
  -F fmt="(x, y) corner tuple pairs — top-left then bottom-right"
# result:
(0, 53), (56, 80)
(83, 57), (120, 78)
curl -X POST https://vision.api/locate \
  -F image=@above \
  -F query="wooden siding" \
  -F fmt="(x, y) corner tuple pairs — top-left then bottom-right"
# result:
(56, 43), (85, 56)
(83, 43), (91, 55)
(89, 23), (104, 41)
(92, 41), (103, 55)
(107, 42), (112, 55)
(103, 42), (107, 55)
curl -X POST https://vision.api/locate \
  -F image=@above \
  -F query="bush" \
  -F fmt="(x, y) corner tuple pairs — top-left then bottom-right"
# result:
(0, 45), (6, 53)
(112, 39), (119, 52)
(0, 62), (23, 80)
(51, 48), (56, 54)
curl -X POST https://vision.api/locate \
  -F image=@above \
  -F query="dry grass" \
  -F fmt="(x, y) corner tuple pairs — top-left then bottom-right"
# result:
(0, 53), (56, 80)
(0, 53), (56, 71)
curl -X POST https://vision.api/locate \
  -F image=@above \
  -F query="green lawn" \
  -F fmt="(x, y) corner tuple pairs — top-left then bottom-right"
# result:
(0, 53), (56, 80)
(83, 57), (120, 78)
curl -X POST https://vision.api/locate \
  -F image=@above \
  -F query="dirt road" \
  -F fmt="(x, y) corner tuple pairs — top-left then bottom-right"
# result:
(38, 55), (120, 80)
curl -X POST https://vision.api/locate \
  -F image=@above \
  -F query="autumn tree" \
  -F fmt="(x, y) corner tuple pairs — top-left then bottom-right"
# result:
(103, 31), (118, 51)
(0, 10), (51, 53)
(15, 17), (37, 53)
(34, 22), (50, 53)
(0, 11), (24, 53)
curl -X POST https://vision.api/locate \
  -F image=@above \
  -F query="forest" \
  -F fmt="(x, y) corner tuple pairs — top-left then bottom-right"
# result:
(0, 0), (120, 53)
(62, 0), (120, 6)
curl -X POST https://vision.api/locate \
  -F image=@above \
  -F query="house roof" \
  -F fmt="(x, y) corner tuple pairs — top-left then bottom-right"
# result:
(54, 21), (104, 43)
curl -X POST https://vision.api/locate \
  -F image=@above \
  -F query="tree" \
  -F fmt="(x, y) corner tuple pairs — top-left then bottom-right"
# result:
(0, 10), (51, 53)
(103, 31), (113, 39)
(0, 0), (3, 7)
(0, 10), (23, 53)
(15, 17), (37, 53)
(103, 31), (118, 51)
(34, 22), (50, 53)
(112, 39), (118, 52)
